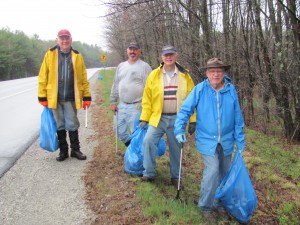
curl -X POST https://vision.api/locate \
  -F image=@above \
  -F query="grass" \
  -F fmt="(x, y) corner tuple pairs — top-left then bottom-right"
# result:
(97, 68), (115, 108)
(97, 68), (300, 224)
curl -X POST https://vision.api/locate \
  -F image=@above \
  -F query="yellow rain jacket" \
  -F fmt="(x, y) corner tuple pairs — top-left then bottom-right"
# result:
(38, 46), (91, 109)
(140, 62), (196, 127)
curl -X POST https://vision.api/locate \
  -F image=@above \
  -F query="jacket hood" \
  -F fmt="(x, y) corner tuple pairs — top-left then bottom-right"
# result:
(50, 45), (79, 54)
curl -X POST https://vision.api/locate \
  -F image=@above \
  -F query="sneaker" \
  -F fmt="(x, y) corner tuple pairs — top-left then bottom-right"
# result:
(141, 176), (155, 182)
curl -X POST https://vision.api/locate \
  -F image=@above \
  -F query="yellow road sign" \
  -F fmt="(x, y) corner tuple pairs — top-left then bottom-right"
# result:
(100, 53), (107, 62)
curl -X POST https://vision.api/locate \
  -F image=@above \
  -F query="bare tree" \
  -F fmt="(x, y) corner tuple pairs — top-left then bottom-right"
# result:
(99, 0), (300, 142)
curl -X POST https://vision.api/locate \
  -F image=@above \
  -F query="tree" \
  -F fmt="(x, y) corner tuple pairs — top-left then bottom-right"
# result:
(99, 0), (300, 141)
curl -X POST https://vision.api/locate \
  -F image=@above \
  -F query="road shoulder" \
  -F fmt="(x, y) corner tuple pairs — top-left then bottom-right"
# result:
(0, 78), (98, 225)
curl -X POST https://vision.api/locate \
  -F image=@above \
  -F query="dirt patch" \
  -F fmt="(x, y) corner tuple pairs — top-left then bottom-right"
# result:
(83, 82), (151, 225)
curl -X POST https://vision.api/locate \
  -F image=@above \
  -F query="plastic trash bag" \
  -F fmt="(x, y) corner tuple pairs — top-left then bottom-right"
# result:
(124, 124), (167, 175)
(133, 112), (166, 157)
(215, 151), (257, 224)
(124, 126), (145, 175)
(39, 107), (59, 152)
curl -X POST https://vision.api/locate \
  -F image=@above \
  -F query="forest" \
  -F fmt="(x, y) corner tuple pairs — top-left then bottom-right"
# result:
(0, 28), (103, 81)
(100, 0), (300, 142)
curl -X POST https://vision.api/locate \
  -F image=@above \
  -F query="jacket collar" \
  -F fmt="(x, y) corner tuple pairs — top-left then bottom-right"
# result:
(159, 62), (189, 74)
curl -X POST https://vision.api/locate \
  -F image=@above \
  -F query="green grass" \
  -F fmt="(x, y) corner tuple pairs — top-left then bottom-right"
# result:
(96, 68), (126, 150)
(277, 202), (300, 225)
(246, 128), (300, 181)
(137, 182), (204, 225)
(97, 68), (300, 224)
(97, 68), (115, 108)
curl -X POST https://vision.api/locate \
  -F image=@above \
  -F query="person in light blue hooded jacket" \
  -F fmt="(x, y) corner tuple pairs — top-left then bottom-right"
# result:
(174, 58), (246, 219)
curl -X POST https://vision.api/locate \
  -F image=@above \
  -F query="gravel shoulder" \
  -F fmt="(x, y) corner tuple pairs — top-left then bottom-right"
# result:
(0, 77), (98, 225)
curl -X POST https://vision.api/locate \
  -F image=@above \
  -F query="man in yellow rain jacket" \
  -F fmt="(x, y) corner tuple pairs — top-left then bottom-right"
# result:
(38, 29), (91, 161)
(139, 45), (196, 187)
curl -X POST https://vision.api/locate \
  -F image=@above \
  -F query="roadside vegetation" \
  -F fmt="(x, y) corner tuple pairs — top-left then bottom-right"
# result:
(101, 0), (300, 143)
(84, 69), (299, 225)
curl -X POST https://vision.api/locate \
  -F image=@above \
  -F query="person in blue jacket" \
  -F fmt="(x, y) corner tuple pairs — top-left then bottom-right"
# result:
(174, 58), (246, 219)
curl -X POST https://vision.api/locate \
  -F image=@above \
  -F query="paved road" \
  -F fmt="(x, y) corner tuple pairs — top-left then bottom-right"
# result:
(0, 72), (101, 225)
(0, 68), (101, 177)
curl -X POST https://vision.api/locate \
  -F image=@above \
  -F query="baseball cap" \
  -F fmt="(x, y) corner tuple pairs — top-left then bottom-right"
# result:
(127, 42), (140, 49)
(161, 45), (176, 55)
(57, 29), (71, 37)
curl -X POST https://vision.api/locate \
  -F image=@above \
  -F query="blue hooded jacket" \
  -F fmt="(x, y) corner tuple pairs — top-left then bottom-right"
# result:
(174, 76), (246, 156)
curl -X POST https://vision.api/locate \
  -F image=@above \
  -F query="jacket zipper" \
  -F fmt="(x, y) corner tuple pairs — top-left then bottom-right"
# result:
(63, 55), (68, 100)
(216, 91), (221, 143)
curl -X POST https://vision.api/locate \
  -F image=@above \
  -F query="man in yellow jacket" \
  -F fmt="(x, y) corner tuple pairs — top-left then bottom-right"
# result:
(139, 45), (196, 187)
(38, 29), (91, 161)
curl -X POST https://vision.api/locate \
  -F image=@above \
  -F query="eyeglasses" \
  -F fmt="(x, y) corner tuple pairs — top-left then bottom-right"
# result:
(207, 68), (224, 73)
(58, 36), (71, 41)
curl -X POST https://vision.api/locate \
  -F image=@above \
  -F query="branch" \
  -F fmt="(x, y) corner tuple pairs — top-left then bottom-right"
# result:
(277, 0), (300, 24)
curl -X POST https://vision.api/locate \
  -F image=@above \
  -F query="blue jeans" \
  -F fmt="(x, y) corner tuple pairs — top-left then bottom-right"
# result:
(51, 101), (79, 131)
(198, 144), (232, 211)
(115, 102), (141, 144)
(143, 115), (181, 179)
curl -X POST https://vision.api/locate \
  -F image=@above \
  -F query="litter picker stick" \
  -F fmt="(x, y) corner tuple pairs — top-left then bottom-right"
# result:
(175, 143), (183, 200)
(85, 108), (88, 128)
(115, 111), (118, 153)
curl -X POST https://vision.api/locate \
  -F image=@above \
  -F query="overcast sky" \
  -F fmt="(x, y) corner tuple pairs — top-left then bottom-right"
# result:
(0, 0), (107, 48)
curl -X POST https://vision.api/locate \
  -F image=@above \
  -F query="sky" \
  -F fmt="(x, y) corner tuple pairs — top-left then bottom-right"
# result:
(0, 0), (107, 48)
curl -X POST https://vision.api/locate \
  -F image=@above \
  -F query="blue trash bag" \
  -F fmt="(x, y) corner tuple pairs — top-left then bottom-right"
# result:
(215, 151), (257, 224)
(124, 125), (167, 175)
(124, 126), (146, 175)
(133, 112), (166, 156)
(39, 107), (59, 152)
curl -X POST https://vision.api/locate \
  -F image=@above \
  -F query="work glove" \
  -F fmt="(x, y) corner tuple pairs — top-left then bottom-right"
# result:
(110, 104), (118, 114)
(176, 133), (187, 143)
(83, 100), (91, 110)
(39, 101), (48, 107)
(188, 122), (196, 135)
(139, 121), (148, 128)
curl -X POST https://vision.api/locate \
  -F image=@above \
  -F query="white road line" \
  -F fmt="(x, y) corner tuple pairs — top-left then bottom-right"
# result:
(0, 86), (37, 101)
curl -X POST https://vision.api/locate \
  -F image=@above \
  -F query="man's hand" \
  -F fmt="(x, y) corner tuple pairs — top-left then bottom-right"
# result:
(39, 101), (48, 107)
(188, 122), (196, 135)
(83, 101), (91, 110)
(110, 104), (118, 114)
(176, 133), (187, 143)
(139, 121), (148, 128)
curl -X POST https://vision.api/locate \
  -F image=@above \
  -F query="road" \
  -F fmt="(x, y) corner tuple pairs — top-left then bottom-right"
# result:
(0, 68), (101, 177)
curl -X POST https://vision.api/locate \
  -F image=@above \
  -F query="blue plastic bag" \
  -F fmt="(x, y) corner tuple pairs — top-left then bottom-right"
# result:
(39, 107), (59, 152)
(215, 151), (257, 224)
(124, 126), (145, 175)
(133, 112), (166, 156)
(124, 124), (167, 175)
